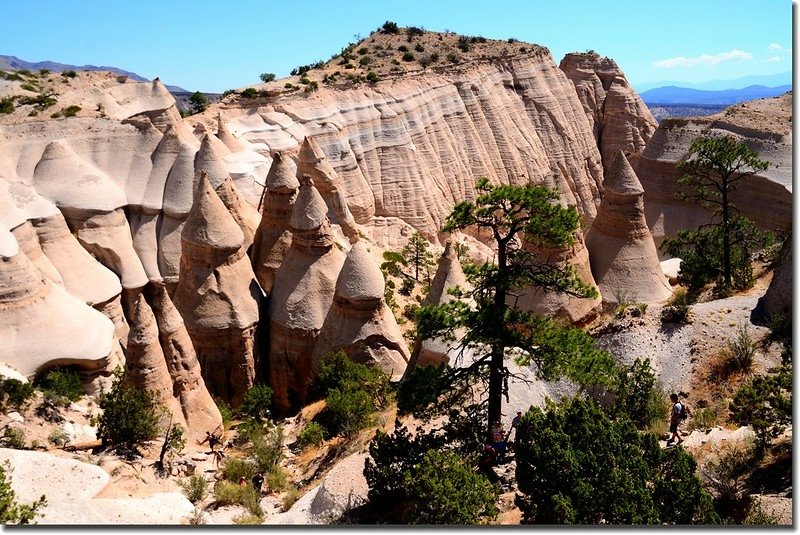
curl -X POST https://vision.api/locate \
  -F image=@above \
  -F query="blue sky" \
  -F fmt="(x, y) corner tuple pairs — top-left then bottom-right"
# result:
(1, 0), (792, 92)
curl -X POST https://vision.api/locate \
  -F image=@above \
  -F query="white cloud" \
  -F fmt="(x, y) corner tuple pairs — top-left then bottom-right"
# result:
(653, 49), (754, 68)
(768, 43), (784, 51)
(765, 56), (782, 63)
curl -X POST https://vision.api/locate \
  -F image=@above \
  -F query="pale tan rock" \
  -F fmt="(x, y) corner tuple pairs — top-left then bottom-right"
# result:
(10, 221), (64, 286)
(408, 239), (472, 369)
(225, 54), (605, 236)
(124, 289), (187, 429)
(314, 241), (409, 379)
(268, 176), (346, 412)
(514, 236), (602, 323)
(63, 208), (149, 289)
(32, 212), (122, 306)
(214, 175), (260, 251)
(637, 93), (792, 246)
(296, 136), (358, 242)
(0, 233), (118, 378)
(174, 173), (261, 407)
(252, 151), (299, 294)
(752, 236), (791, 323)
(151, 282), (222, 440)
(560, 52), (657, 171)
(585, 151), (672, 304)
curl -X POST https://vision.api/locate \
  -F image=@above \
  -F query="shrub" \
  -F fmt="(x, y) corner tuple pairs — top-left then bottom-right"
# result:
(397, 363), (449, 418)
(1, 428), (26, 450)
(406, 26), (424, 39)
(701, 444), (754, 522)
(265, 465), (287, 492)
(35, 368), (83, 404)
(0, 378), (34, 410)
(722, 325), (756, 374)
(516, 397), (718, 524)
(259, 72), (276, 83)
(281, 487), (301, 511)
(316, 350), (390, 408)
(213, 481), (262, 516)
(457, 37), (470, 52)
(381, 21), (400, 34)
(397, 45), (409, 53)
(447, 52), (459, 64)
(39, 68), (50, 75)
(0, 461), (46, 524)
(188, 92), (207, 114)
(47, 429), (69, 447)
(181, 475), (209, 504)
(359, 55), (371, 66)
(689, 407), (717, 431)
(233, 512), (263, 524)
(18, 93), (57, 110)
(729, 365), (791, 450)
(0, 97), (14, 114)
(366, 71), (380, 84)
(214, 398), (233, 428)
(402, 52), (415, 62)
(250, 425), (284, 472)
(414, 43), (425, 53)
(298, 422), (326, 448)
(221, 89), (236, 98)
(402, 449), (498, 524)
(608, 358), (666, 430)
(743, 498), (780, 525)
(96, 369), (162, 454)
(239, 87), (258, 99)
(61, 70), (77, 78)
(358, 47), (369, 55)
(325, 387), (374, 436)
(222, 457), (258, 483)
(20, 83), (38, 92)
(661, 288), (693, 323)
(239, 384), (273, 421)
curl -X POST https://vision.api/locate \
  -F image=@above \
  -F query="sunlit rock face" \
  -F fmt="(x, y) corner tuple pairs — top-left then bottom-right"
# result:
(559, 52), (657, 172)
(313, 240), (409, 379)
(268, 176), (346, 412)
(173, 173), (262, 408)
(585, 151), (672, 304)
(635, 93), (792, 247)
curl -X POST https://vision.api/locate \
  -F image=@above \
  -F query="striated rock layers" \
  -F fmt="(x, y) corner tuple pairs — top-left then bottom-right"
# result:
(223, 52), (608, 239)
(560, 52), (657, 171)
(268, 176), (346, 412)
(173, 173), (262, 407)
(586, 151), (672, 304)
(0, 229), (121, 380)
(252, 151), (299, 294)
(636, 93), (792, 246)
(314, 241), (409, 379)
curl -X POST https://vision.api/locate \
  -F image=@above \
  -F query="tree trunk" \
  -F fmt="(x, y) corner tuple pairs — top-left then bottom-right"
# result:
(722, 176), (732, 288)
(487, 241), (508, 441)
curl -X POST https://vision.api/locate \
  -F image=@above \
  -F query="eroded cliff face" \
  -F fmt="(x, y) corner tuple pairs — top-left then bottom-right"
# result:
(559, 52), (657, 172)
(0, 42), (661, 415)
(219, 52), (606, 239)
(635, 93), (792, 246)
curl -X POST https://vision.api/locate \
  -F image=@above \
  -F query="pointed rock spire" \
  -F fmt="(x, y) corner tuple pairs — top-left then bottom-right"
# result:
(195, 133), (232, 189)
(423, 239), (470, 306)
(217, 113), (248, 153)
(181, 172), (244, 253)
(151, 283), (223, 439)
(266, 151), (300, 193)
(125, 290), (187, 429)
(314, 240), (409, 380)
(604, 150), (644, 196)
(290, 174), (329, 232)
(215, 175), (260, 250)
(585, 151), (672, 304)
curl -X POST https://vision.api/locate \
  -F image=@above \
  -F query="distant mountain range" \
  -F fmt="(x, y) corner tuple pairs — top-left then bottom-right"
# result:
(639, 84), (791, 106)
(634, 72), (791, 93)
(0, 55), (188, 93)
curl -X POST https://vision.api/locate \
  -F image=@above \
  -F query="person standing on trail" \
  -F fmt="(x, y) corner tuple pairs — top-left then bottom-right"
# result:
(491, 419), (506, 457)
(666, 393), (684, 446)
(505, 410), (523, 443)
